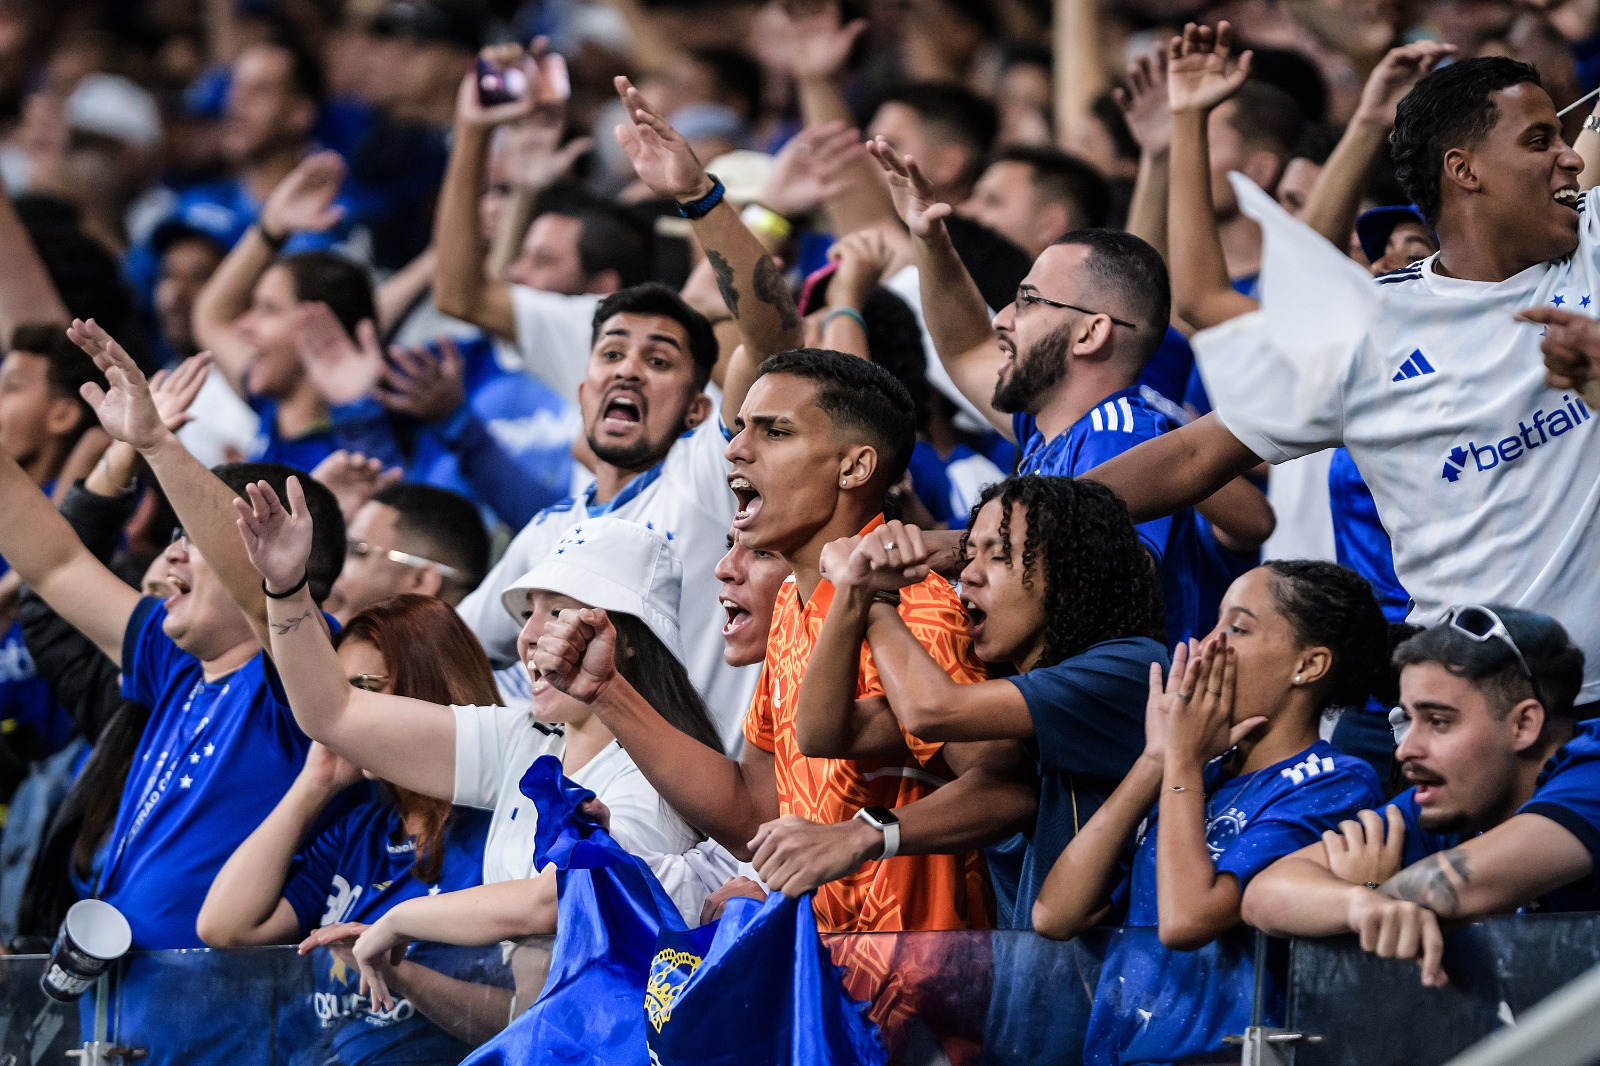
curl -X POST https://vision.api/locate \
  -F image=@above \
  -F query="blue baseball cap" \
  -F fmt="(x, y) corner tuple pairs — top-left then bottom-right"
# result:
(1355, 204), (1434, 265)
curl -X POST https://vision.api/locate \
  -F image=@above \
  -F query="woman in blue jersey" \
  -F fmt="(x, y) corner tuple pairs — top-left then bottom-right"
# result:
(1033, 560), (1388, 1066)
(198, 594), (496, 1064)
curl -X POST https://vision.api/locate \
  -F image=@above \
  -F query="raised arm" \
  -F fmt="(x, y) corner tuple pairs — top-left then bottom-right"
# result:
(68, 319), (277, 646)
(1055, 0), (1112, 157)
(1166, 23), (1259, 331)
(778, 2), (898, 235)
(0, 182), (68, 338)
(197, 743), (364, 946)
(0, 443), (137, 666)
(531, 607), (781, 858)
(614, 75), (803, 427)
(434, 45), (565, 338)
(1117, 53), (1174, 259)
(1085, 413), (1264, 523)
(1301, 43), (1452, 251)
(867, 139), (1010, 436)
(191, 152), (348, 393)
(233, 476), (460, 799)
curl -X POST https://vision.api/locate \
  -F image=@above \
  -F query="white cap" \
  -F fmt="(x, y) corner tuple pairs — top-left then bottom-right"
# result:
(705, 148), (773, 206)
(500, 517), (685, 664)
(66, 74), (161, 151)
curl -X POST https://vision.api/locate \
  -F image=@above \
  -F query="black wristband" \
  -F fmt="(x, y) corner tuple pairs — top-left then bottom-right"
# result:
(256, 222), (290, 252)
(676, 175), (725, 220)
(262, 572), (310, 599)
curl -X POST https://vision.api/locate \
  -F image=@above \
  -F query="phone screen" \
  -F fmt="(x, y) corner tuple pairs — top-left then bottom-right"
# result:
(476, 58), (528, 107)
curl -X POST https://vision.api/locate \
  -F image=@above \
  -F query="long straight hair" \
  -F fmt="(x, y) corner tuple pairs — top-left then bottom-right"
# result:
(610, 613), (722, 754)
(335, 595), (501, 882)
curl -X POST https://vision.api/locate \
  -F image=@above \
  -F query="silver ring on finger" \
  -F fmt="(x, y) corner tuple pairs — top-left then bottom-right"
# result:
(883, 540), (897, 552)
(1177, 690), (1193, 700)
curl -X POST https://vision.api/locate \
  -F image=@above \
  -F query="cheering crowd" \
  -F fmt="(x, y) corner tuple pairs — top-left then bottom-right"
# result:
(4, 0), (1600, 1061)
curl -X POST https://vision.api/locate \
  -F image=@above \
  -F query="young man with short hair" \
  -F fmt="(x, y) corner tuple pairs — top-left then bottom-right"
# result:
(1088, 54), (1600, 708)
(1243, 608), (1598, 986)
(325, 481), (490, 623)
(530, 80), (1035, 933)
(962, 145), (1112, 258)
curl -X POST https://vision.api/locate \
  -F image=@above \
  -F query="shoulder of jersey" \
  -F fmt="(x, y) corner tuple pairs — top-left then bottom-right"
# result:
(1085, 394), (1164, 436)
(1374, 262), (1426, 286)
(1276, 749), (1351, 788)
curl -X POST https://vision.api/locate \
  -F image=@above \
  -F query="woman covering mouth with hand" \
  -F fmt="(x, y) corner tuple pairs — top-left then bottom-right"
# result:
(795, 474), (1168, 927)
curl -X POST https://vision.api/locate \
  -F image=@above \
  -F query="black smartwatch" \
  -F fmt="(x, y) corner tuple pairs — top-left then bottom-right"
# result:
(854, 805), (900, 860)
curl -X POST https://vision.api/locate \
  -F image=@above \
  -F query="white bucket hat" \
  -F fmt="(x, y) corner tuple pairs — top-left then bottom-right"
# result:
(500, 517), (685, 664)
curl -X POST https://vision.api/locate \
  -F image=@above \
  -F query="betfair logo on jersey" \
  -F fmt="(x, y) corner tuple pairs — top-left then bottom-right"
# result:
(1440, 396), (1592, 483)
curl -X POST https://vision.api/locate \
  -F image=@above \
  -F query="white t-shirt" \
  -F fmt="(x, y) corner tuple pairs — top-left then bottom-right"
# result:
(456, 416), (758, 749)
(1198, 187), (1600, 701)
(508, 286), (604, 402)
(451, 704), (699, 892)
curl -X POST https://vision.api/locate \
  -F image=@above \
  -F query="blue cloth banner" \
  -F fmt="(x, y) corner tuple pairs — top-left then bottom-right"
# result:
(461, 755), (886, 1065)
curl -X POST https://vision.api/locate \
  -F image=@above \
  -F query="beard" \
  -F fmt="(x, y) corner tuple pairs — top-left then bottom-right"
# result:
(991, 323), (1073, 415)
(587, 419), (687, 471)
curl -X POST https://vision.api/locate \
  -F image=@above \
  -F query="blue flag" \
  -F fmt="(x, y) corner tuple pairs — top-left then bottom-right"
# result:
(459, 755), (683, 1066)
(462, 756), (886, 1065)
(645, 892), (888, 1066)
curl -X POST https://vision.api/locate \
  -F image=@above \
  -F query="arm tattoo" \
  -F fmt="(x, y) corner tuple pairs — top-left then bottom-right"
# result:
(271, 609), (317, 636)
(1381, 846), (1471, 916)
(752, 255), (801, 333)
(707, 250), (740, 320)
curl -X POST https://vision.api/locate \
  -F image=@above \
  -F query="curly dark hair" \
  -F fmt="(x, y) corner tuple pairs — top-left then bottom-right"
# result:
(1262, 560), (1390, 709)
(1391, 57), (1540, 227)
(962, 476), (1164, 668)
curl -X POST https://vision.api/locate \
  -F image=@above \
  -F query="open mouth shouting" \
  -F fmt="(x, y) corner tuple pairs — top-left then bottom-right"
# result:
(962, 595), (988, 642)
(721, 594), (753, 639)
(599, 389), (645, 434)
(1555, 186), (1581, 212)
(729, 474), (763, 530)
(164, 572), (192, 609)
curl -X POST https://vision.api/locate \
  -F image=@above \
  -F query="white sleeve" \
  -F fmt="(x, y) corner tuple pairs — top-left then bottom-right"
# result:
(509, 287), (602, 402)
(1193, 310), (1347, 464)
(640, 840), (750, 926)
(456, 511), (572, 666)
(451, 703), (521, 809)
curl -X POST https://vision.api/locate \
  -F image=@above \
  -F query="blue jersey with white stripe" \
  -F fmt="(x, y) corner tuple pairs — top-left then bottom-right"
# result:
(1327, 448), (1410, 623)
(1014, 387), (1207, 643)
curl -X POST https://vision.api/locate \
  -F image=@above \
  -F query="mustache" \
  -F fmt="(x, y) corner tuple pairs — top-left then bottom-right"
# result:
(1402, 763), (1446, 786)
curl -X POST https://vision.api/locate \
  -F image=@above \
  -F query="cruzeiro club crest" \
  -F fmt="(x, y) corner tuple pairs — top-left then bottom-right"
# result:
(645, 948), (703, 1033)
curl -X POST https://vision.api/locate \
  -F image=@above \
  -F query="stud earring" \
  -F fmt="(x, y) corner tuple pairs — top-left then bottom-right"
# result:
(1293, 675), (1303, 684)
(841, 478), (848, 487)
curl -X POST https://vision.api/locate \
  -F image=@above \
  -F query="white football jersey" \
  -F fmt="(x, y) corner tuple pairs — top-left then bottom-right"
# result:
(1200, 185), (1600, 702)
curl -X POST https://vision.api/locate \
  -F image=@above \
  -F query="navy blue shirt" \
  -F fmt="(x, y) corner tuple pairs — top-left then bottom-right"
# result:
(284, 800), (491, 1066)
(1328, 449), (1409, 623)
(1002, 637), (1165, 928)
(1085, 741), (1382, 1066)
(1014, 387), (1207, 643)
(105, 597), (312, 949)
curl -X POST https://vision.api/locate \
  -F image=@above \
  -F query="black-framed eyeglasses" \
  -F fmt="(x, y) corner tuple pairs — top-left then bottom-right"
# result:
(1014, 287), (1138, 329)
(1446, 605), (1546, 710)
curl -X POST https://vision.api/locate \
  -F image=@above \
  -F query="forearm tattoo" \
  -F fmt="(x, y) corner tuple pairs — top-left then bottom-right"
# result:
(752, 255), (801, 333)
(1381, 846), (1471, 917)
(271, 609), (317, 636)
(708, 250), (740, 319)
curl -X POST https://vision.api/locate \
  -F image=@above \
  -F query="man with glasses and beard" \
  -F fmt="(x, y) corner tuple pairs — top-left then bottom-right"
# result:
(1243, 606), (1600, 987)
(873, 135), (1275, 641)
